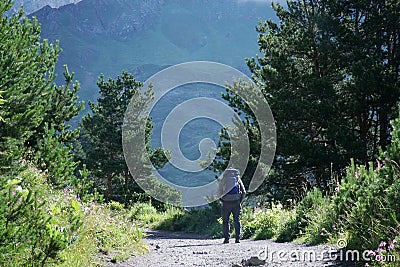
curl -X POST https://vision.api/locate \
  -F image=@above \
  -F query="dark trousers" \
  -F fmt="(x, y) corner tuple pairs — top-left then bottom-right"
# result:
(221, 200), (241, 240)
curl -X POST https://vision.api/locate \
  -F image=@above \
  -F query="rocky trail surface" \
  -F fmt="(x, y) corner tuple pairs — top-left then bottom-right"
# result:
(106, 229), (357, 267)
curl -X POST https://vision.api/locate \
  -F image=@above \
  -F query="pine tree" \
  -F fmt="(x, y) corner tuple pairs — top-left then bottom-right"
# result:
(223, 0), (400, 200)
(80, 71), (169, 201)
(0, 0), (83, 182)
(0, 2), (83, 265)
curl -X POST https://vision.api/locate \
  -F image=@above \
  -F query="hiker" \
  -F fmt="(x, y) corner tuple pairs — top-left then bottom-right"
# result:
(218, 168), (246, 244)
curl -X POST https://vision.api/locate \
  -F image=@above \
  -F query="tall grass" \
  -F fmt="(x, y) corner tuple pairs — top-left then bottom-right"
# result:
(60, 202), (148, 266)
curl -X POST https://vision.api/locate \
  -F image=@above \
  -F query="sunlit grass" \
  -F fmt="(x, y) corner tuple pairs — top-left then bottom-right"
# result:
(60, 203), (148, 266)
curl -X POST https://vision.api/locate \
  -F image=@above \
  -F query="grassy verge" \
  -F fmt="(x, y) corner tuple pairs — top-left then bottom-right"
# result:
(60, 201), (148, 266)
(128, 199), (296, 241)
(0, 164), (148, 267)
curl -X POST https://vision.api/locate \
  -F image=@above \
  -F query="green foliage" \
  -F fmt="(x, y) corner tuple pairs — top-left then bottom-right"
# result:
(285, 188), (333, 244)
(80, 71), (143, 199)
(79, 71), (173, 203)
(0, 90), (5, 121)
(59, 202), (147, 266)
(219, 0), (400, 201)
(0, 165), (82, 267)
(34, 126), (79, 186)
(154, 202), (222, 238)
(272, 107), (400, 267)
(108, 200), (125, 211)
(92, 207), (146, 261)
(129, 202), (160, 226)
(0, 1), (83, 194)
(0, 3), (148, 267)
(0, 2), (83, 168)
(241, 203), (296, 241)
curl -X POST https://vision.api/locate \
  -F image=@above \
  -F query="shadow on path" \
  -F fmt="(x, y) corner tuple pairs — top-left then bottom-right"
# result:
(144, 229), (209, 240)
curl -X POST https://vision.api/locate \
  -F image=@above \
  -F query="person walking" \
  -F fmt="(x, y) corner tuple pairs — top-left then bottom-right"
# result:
(218, 168), (246, 244)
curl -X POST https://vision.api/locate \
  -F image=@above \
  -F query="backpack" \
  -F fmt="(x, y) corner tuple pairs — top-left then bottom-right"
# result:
(221, 168), (242, 201)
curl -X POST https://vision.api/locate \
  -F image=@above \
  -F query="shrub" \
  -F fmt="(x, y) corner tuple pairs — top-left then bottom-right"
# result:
(60, 202), (147, 266)
(0, 164), (82, 267)
(108, 200), (125, 211)
(129, 202), (159, 226)
(289, 108), (400, 264)
(242, 203), (295, 240)
(155, 202), (222, 238)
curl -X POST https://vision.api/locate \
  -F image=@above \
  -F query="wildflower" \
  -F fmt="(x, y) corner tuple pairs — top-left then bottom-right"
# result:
(332, 224), (337, 230)
(388, 244), (394, 251)
(364, 263), (369, 267)
(393, 239), (397, 244)
(322, 228), (326, 231)
(368, 250), (376, 257)
(335, 186), (339, 193)
(375, 255), (384, 262)
(376, 159), (382, 170)
(379, 241), (387, 248)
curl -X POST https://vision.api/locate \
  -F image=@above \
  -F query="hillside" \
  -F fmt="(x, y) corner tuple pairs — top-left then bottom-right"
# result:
(30, 0), (276, 101)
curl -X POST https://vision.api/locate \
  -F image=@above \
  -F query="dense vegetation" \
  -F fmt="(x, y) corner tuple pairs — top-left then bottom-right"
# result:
(1, 0), (399, 266)
(0, 1), (147, 266)
(218, 0), (400, 202)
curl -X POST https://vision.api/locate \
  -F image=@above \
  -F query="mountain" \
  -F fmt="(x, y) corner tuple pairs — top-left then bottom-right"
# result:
(10, 0), (82, 15)
(29, 0), (276, 187)
(30, 0), (276, 101)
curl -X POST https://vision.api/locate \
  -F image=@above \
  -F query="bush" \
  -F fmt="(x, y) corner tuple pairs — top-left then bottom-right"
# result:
(155, 202), (222, 238)
(60, 202), (147, 266)
(129, 202), (159, 226)
(295, 188), (335, 244)
(0, 164), (82, 267)
(242, 203), (295, 240)
(285, 109), (400, 266)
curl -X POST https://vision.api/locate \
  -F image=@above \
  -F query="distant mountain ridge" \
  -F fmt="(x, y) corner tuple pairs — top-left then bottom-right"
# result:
(10, 0), (81, 15)
(35, 0), (163, 38)
(31, 0), (275, 100)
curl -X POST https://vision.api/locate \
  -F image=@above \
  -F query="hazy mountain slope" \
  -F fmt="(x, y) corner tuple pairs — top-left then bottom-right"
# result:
(10, 0), (82, 15)
(31, 0), (275, 100)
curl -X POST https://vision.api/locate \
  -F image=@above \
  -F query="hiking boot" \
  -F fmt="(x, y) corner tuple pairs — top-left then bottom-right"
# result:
(235, 239), (240, 243)
(223, 238), (229, 244)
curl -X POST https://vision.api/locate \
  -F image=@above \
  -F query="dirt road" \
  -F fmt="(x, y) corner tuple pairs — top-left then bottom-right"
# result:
(107, 229), (357, 267)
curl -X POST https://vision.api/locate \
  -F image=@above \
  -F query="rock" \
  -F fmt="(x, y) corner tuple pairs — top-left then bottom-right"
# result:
(193, 251), (208, 254)
(155, 244), (160, 249)
(241, 256), (266, 266)
(232, 264), (243, 267)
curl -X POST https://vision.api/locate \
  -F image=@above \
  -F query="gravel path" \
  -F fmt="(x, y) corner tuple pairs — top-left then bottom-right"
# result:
(107, 230), (358, 267)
